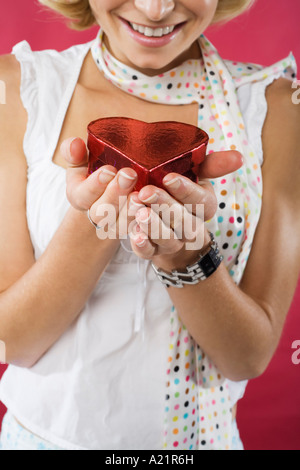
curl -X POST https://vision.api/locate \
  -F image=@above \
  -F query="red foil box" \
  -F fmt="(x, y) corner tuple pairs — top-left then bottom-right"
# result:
(87, 117), (209, 191)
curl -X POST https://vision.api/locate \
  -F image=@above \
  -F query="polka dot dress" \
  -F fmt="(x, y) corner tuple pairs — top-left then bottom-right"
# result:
(91, 29), (296, 450)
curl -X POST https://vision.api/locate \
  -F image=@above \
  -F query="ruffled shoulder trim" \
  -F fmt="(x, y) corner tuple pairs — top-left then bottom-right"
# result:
(11, 40), (92, 166)
(232, 53), (297, 168)
(12, 41), (39, 162)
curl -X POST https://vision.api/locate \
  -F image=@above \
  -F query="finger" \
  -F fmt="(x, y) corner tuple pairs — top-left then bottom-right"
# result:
(137, 185), (184, 233)
(140, 176), (217, 222)
(197, 150), (244, 179)
(164, 174), (217, 221)
(60, 137), (88, 167)
(138, 184), (193, 239)
(118, 193), (145, 238)
(137, 195), (206, 250)
(135, 207), (183, 255)
(90, 168), (138, 231)
(130, 228), (156, 260)
(127, 192), (146, 218)
(66, 165), (117, 211)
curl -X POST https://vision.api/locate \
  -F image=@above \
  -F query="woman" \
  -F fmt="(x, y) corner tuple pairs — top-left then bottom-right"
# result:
(0, 0), (299, 450)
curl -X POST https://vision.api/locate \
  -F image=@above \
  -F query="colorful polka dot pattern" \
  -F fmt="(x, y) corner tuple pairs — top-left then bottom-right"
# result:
(91, 29), (297, 450)
(92, 30), (205, 105)
(164, 307), (233, 450)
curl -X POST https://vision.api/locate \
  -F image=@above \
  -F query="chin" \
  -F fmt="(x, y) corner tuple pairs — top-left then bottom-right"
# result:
(127, 51), (179, 74)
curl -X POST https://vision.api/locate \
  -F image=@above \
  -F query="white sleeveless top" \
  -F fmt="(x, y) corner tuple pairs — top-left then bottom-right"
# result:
(0, 40), (295, 450)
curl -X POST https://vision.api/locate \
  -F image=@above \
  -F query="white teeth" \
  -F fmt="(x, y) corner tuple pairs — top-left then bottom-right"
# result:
(153, 28), (164, 38)
(153, 28), (163, 37)
(144, 27), (153, 37)
(129, 22), (175, 37)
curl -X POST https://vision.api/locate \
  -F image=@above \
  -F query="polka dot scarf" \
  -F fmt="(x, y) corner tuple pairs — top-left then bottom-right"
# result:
(91, 29), (296, 450)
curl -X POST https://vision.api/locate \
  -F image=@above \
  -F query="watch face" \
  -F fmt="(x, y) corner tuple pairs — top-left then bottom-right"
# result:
(151, 234), (222, 287)
(199, 252), (216, 277)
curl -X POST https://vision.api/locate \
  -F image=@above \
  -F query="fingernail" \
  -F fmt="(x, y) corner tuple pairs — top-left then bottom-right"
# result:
(118, 170), (137, 189)
(99, 168), (116, 184)
(164, 177), (181, 190)
(136, 208), (151, 224)
(133, 234), (148, 247)
(139, 192), (158, 204)
(198, 179), (210, 186)
(129, 198), (144, 209)
(128, 199), (145, 216)
(136, 238), (147, 248)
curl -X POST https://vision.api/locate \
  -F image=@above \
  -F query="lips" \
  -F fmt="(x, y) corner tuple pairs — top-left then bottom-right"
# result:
(125, 19), (184, 36)
(87, 117), (209, 191)
(119, 17), (185, 48)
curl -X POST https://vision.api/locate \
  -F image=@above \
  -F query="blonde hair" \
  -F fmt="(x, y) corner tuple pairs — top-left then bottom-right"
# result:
(38, 0), (256, 31)
(213, 0), (256, 23)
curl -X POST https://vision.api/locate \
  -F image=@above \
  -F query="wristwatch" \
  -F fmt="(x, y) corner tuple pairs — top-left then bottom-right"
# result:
(151, 232), (223, 288)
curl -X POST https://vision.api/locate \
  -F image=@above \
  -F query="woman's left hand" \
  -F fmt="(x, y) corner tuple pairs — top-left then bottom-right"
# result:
(129, 175), (215, 267)
(129, 149), (243, 269)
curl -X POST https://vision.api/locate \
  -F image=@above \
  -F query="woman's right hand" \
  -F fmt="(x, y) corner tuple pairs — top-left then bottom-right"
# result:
(60, 137), (143, 239)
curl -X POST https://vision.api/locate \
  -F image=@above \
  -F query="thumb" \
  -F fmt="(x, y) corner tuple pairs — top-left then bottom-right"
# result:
(60, 137), (88, 167)
(197, 150), (244, 179)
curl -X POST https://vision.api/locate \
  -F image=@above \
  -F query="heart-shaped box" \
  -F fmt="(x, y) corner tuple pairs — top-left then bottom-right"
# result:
(87, 117), (208, 191)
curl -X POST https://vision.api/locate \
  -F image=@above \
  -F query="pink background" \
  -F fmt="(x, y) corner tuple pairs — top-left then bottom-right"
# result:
(0, 0), (299, 450)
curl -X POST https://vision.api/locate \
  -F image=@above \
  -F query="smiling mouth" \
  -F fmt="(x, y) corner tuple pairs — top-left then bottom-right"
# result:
(121, 18), (186, 38)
